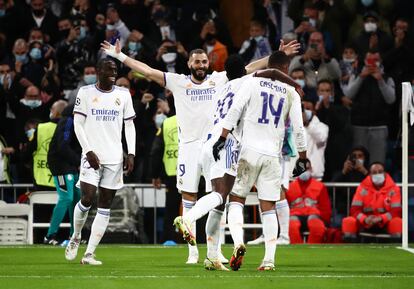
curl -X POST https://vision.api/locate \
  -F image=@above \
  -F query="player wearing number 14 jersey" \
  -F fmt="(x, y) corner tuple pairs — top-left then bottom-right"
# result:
(214, 51), (308, 270)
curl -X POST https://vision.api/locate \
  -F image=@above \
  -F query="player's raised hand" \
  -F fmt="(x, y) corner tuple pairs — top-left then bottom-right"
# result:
(212, 136), (226, 162)
(86, 151), (100, 170)
(279, 39), (300, 56)
(101, 39), (126, 62)
(124, 154), (135, 176)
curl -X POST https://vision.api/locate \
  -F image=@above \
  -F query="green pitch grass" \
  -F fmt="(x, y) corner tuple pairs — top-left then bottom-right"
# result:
(1, 244), (413, 289)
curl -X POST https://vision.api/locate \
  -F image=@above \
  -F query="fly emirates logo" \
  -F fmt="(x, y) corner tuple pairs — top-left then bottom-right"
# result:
(186, 88), (216, 102)
(91, 109), (120, 121)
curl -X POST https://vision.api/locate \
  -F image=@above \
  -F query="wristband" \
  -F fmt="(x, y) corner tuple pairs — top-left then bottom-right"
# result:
(118, 52), (127, 62)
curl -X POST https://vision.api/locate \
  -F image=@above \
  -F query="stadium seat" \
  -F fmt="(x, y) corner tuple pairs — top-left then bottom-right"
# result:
(28, 191), (70, 244)
(0, 203), (30, 244)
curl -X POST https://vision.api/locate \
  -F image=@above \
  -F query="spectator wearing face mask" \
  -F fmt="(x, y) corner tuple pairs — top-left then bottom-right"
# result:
(302, 102), (329, 180)
(343, 50), (395, 164)
(290, 67), (318, 103)
(342, 162), (402, 240)
(351, 11), (393, 59)
(334, 146), (370, 183)
(339, 44), (359, 87)
(22, 100), (67, 191)
(56, 17), (95, 91)
(285, 159), (332, 244)
(155, 39), (188, 74)
(118, 29), (158, 76)
(201, 20), (228, 72)
(313, 79), (353, 181)
(20, 40), (48, 87)
(239, 19), (272, 64)
(66, 63), (97, 106)
(19, 0), (59, 44)
(289, 31), (341, 89)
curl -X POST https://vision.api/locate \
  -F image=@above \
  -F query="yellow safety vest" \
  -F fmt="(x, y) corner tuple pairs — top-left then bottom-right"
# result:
(33, 122), (56, 187)
(162, 115), (178, 176)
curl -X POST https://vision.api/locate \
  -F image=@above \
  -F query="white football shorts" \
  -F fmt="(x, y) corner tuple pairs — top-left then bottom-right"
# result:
(201, 134), (240, 184)
(78, 155), (124, 190)
(231, 147), (281, 202)
(176, 140), (212, 193)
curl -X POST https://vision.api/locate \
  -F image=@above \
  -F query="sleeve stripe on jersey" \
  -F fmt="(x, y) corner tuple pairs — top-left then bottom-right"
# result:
(124, 114), (136, 120)
(73, 111), (87, 117)
(163, 72), (167, 87)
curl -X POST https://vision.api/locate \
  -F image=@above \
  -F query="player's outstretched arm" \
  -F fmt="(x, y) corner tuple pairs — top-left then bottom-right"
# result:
(245, 40), (300, 74)
(101, 40), (165, 87)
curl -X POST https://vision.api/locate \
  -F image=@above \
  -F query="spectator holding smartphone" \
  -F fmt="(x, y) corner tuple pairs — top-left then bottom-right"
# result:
(289, 31), (341, 89)
(343, 50), (395, 164)
(334, 146), (369, 183)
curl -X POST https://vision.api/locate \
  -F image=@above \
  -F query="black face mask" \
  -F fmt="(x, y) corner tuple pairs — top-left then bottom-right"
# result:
(59, 29), (70, 39)
(32, 9), (44, 17)
(205, 33), (216, 43)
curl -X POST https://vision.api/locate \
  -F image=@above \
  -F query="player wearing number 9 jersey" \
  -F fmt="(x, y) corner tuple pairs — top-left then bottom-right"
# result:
(216, 51), (307, 271)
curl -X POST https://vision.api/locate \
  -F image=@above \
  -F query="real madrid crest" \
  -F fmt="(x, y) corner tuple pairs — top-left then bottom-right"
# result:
(115, 98), (121, 106)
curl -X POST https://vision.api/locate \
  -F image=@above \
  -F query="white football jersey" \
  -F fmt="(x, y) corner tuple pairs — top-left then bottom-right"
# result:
(222, 77), (307, 157)
(164, 71), (228, 143)
(209, 75), (251, 141)
(73, 84), (136, 164)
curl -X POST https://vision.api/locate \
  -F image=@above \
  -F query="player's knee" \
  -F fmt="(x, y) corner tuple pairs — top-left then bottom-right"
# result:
(181, 191), (197, 202)
(80, 196), (92, 208)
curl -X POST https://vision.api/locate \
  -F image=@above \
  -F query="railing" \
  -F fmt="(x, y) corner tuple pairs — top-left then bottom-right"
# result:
(1, 182), (413, 244)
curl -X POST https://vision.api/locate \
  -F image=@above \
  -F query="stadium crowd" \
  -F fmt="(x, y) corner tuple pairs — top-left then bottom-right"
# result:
(0, 0), (414, 243)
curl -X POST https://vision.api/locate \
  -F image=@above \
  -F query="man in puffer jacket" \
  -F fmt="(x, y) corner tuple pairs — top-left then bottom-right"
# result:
(342, 162), (402, 240)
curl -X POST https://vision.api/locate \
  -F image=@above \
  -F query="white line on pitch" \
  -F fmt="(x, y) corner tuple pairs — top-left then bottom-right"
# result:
(0, 275), (413, 279)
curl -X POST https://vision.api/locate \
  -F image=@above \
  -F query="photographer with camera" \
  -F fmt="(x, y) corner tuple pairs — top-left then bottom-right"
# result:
(334, 146), (369, 183)
(344, 50), (395, 164)
(155, 39), (188, 74)
(289, 31), (341, 89)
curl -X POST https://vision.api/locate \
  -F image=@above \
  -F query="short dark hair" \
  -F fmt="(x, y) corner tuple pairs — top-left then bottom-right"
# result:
(369, 162), (385, 170)
(268, 51), (290, 69)
(291, 67), (305, 75)
(317, 78), (333, 89)
(224, 54), (246, 80)
(188, 48), (207, 58)
(97, 58), (115, 71)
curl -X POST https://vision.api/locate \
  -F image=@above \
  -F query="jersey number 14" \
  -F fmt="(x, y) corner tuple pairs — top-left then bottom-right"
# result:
(258, 91), (285, 127)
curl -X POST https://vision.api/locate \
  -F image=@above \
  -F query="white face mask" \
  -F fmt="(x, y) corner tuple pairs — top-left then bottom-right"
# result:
(20, 98), (42, 108)
(254, 36), (263, 42)
(25, 128), (35, 140)
(371, 173), (385, 186)
(356, 158), (364, 166)
(295, 79), (305, 88)
(155, 113), (167, 128)
(364, 22), (377, 33)
(342, 57), (355, 63)
(299, 170), (311, 181)
(309, 18), (317, 27)
(304, 109), (313, 122)
(161, 52), (177, 64)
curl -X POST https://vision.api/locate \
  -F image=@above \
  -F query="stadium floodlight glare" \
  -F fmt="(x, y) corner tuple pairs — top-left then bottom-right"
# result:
(401, 82), (412, 251)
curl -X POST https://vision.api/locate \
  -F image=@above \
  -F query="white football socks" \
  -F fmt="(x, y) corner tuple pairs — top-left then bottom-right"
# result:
(72, 201), (90, 239)
(85, 208), (110, 255)
(184, 192), (223, 224)
(227, 202), (244, 247)
(276, 199), (290, 239)
(182, 199), (198, 256)
(262, 210), (278, 263)
(206, 209), (223, 259)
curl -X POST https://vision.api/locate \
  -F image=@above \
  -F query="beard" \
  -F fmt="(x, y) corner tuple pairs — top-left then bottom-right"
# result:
(190, 66), (208, 81)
